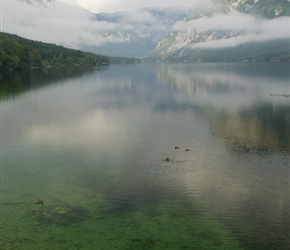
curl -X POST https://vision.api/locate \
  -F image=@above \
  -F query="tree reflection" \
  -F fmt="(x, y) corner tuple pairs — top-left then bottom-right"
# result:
(0, 66), (108, 100)
(205, 104), (290, 152)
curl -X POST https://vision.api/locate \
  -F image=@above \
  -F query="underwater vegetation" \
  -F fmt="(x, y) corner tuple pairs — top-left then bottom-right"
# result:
(85, 200), (244, 250)
(33, 204), (90, 226)
(35, 199), (44, 205)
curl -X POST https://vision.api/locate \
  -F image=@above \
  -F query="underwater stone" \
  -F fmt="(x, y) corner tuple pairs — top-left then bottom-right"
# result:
(54, 207), (69, 214)
(33, 205), (89, 226)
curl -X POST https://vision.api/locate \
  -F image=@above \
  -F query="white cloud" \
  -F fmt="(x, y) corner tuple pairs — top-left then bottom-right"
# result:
(2, 0), (109, 48)
(3, 0), (171, 48)
(174, 11), (258, 32)
(178, 12), (290, 49)
(2, 0), (173, 49)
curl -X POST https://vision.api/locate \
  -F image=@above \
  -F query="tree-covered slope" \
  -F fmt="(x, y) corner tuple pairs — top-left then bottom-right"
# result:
(0, 32), (110, 73)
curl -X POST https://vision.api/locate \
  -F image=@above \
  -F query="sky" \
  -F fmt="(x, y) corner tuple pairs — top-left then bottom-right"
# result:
(1, 0), (289, 54)
(58, 0), (198, 13)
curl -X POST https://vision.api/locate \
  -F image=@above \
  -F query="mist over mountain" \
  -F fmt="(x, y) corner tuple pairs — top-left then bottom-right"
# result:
(5, 0), (290, 61)
(87, 0), (290, 61)
(87, 8), (188, 57)
(146, 0), (290, 62)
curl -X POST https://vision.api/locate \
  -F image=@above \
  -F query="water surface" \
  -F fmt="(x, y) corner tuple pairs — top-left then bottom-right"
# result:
(1, 63), (289, 250)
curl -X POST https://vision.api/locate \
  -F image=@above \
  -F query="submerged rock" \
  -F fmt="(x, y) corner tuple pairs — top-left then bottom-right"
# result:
(54, 207), (69, 215)
(33, 205), (89, 226)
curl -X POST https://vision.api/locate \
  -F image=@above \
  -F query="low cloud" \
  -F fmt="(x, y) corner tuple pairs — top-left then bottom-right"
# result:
(2, 0), (109, 49)
(173, 11), (258, 32)
(3, 0), (169, 49)
(173, 11), (290, 49)
(3, 0), (290, 52)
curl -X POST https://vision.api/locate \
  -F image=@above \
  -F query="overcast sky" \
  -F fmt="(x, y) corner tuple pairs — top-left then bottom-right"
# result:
(58, 0), (199, 13)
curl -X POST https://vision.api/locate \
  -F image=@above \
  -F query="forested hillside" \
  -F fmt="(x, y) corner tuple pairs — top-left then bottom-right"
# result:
(0, 32), (110, 73)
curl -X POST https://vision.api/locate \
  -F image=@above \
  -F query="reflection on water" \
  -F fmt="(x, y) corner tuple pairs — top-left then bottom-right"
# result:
(1, 63), (289, 250)
(208, 104), (290, 151)
(154, 63), (290, 151)
(0, 66), (107, 100)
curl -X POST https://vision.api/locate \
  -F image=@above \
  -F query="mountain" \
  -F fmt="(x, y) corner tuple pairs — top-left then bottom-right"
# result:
(85, 8), (188, 57)
(82, 0), (289, 61)
(144, 0), (290, 62)
(10, 0), (290, 62)
(216, 0), (290, 18)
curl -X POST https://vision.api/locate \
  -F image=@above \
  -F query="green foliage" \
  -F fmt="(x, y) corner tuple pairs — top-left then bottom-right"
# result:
(109, 56), (141, 64)
(0, 32), (110, 73)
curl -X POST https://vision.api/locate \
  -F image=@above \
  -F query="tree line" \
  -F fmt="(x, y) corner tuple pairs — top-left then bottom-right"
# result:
(0, 32), (110, 73)
(165, 38), (290, 63)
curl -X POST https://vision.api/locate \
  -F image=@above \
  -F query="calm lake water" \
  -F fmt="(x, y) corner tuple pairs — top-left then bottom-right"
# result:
(1, 63), (289, 250)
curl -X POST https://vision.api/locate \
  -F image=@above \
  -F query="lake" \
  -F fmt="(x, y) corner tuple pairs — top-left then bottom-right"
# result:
(1, 63), (289, 250)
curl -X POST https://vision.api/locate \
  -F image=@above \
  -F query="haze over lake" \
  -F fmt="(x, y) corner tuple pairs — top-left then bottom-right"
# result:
(1, 63), (289, 250)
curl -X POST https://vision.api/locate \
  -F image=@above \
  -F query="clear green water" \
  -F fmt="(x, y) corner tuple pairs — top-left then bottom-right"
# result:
(1, 63), (289, 250)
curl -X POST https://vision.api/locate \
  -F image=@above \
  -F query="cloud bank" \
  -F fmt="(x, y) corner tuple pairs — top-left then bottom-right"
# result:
(2, 0), (289, 53)
(172, 11), (289, 49)
(2, 0), (108, 49)
(2, 0), (172, 50)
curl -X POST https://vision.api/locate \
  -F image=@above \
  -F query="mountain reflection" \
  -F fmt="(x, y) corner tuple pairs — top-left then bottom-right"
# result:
(152, 63), (290, 151)
(2, 63), (289, 153)
(77, 63), (289, 152)
(205, 104), (290, 151)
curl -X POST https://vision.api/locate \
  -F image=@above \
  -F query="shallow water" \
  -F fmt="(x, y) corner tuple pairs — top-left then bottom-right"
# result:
(1, 63), (289, 250)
